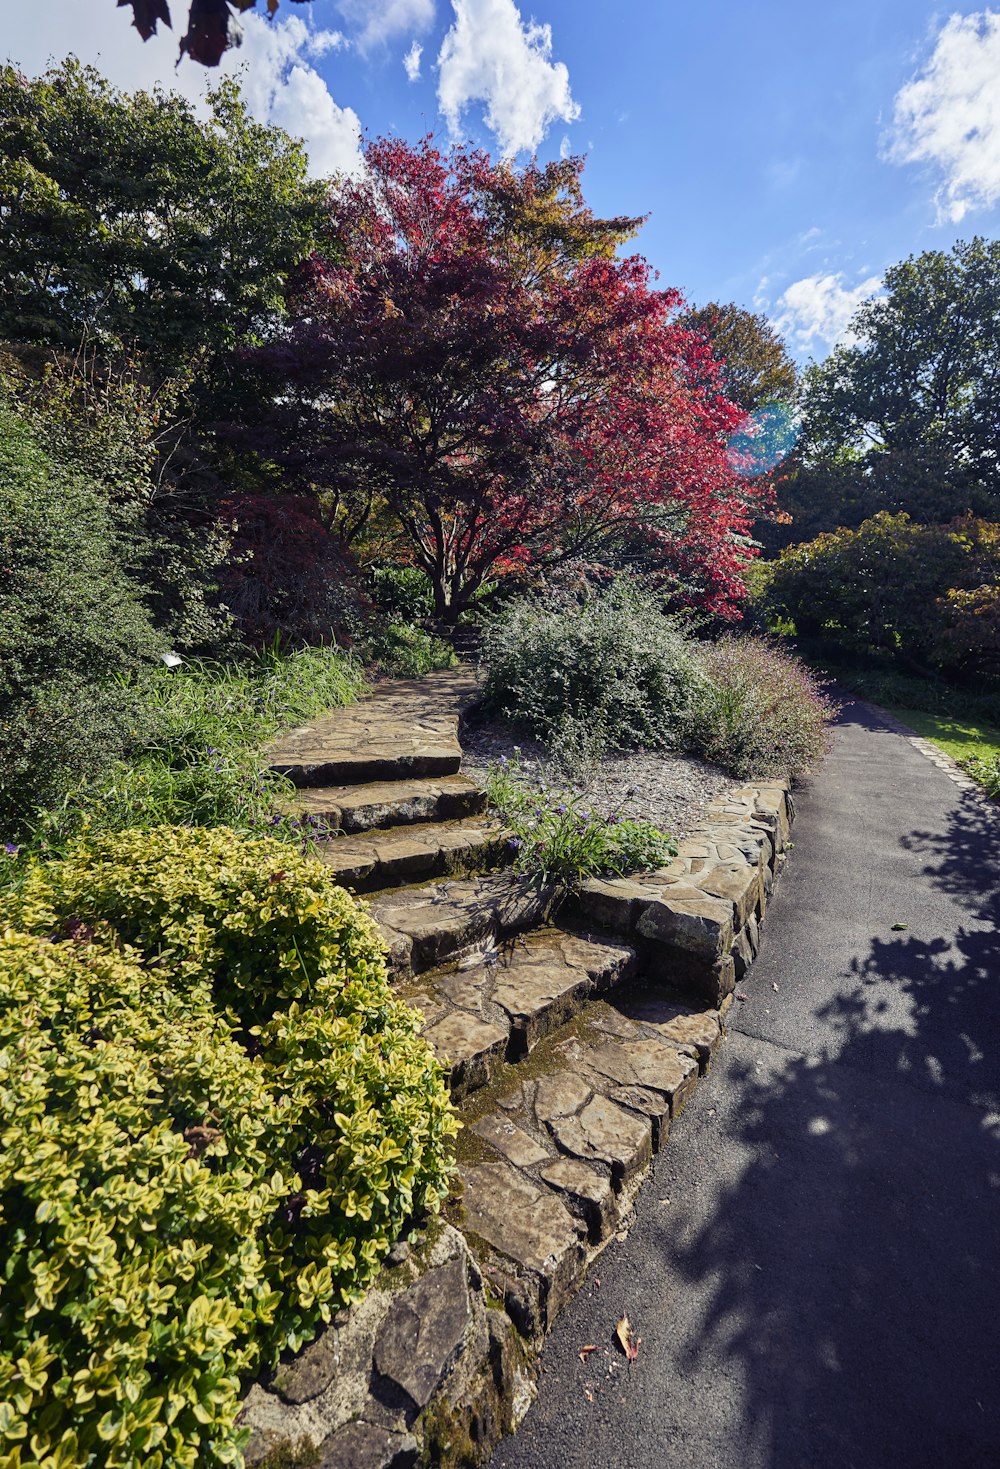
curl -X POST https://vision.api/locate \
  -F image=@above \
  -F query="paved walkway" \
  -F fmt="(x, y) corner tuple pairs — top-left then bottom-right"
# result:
(490, 698), (1000, 1469)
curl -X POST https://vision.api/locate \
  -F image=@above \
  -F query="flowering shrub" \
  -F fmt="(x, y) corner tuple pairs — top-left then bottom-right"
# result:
(485, 757), (676, 881)
(691, 637), (834, 778)
(0, 827), (457, 1467)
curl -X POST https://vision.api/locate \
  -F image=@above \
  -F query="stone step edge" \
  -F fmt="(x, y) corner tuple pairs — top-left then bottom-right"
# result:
(369, 873), (561, 978)
(313, 817), (511, 896)
(401, 928), (641, 1102)
(276, 773), (487, 834)
(566, 778), (794, 1007)
(451, 990), (724, 1339)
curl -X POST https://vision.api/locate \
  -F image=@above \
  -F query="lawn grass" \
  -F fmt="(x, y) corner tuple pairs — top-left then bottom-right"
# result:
(881, 706), (1000, 764)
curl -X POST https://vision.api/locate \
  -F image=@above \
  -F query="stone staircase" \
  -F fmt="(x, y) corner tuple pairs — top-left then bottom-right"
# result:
(249, 669), (795, 1465)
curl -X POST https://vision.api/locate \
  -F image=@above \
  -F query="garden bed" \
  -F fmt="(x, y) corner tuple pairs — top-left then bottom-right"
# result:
(459, 716), (733, 841)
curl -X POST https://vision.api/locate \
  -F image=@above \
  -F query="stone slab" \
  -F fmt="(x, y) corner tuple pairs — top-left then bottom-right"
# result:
(460, 1162), (585, 1337)
(537, 1156), (618, 1243)
(423, 1011), (508, 1099)
(373, 1256), (471, 1412)
(473, 1115), (551, 1170)
(269, 670), (479, 787)
(317, 1422), (418, 1469)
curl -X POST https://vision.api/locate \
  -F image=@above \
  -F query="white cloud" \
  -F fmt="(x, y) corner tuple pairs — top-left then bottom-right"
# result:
(774, 272), (883, 354)
(2, 5), (361, 179)
(404, 39), (424, 81)
(888, 10), (1000, 222)
(235, 16), (362, 177)
(437, 0), (580, 157)
(335, 0), (436, 53)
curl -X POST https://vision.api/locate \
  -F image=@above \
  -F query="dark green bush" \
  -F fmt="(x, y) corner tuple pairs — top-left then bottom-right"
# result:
(691, 637), (834, 778)
(481, 581), (707, 755)
(0, 403), (162, 832)
(0, 827), (456, 1468)
(757, 512), (1000, 675)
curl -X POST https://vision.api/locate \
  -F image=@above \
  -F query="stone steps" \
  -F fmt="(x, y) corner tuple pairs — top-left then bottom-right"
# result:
(312, 817), (508, 894)
(279, 773), (486, 833)
(451, 988), (723, 1337)
(400, 927), (639, 1100)
(369, 872), (558, 977)
(268, 671), (478, 787)
(239, 669), (800, 1469)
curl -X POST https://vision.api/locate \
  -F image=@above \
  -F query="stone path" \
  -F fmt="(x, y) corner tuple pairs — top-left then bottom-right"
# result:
(244, 671), (796, 1467)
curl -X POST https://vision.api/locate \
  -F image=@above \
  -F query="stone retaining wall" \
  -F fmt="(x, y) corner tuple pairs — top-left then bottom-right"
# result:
(573, 779), (793, 1006)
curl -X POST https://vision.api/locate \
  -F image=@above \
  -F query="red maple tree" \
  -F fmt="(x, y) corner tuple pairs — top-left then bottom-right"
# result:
(236, 138), (769, 622)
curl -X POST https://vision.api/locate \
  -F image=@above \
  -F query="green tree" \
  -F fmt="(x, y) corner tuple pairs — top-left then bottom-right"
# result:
(682, 301), (797, 414)
(796, 237), (1000, 529)
(0, 60), (324, 377)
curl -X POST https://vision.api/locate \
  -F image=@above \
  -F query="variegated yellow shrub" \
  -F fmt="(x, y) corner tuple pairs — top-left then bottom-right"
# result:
(0, 829), (457, 1468)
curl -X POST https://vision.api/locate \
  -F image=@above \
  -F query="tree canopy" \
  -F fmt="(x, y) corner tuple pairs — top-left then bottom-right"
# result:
(229, 139), (768, 622)
(792, 237), (1000, 534)
(0, 60), (323, 376)
(682, 301), (797, 415)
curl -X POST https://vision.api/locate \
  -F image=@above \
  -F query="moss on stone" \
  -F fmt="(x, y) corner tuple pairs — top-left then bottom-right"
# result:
(254, 1435), (320, 1469)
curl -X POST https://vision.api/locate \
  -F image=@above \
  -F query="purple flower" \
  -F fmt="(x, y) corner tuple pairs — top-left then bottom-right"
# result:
(3, 843), (18, 856)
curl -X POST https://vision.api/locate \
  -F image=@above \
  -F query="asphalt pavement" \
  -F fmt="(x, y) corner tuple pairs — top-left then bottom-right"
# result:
(490, 698), (1000, 1469)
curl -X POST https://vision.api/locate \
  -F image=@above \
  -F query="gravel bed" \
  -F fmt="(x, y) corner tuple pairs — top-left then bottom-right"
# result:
(459, 716), (734, 840)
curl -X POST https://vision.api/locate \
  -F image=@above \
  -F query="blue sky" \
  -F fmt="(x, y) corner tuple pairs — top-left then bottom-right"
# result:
(6, 2), (1000, 362)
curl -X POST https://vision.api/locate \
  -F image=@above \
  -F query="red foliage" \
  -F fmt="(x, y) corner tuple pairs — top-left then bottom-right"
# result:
(118, 0), (311, 66)
(239, 138), (770, 621)
(217, 493), (362, 646)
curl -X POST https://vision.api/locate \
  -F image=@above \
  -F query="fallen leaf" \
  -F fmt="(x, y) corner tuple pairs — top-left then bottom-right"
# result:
(891, 922), (908, 931)
(771, 981), (780, 992)
(578, 1344), (599, 1363)
(584, 1388), (594, 1402)
(615, 1315), (641, 1361)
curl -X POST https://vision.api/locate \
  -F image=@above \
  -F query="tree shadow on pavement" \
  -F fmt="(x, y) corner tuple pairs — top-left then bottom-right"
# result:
(669, 788), (1000, 1469)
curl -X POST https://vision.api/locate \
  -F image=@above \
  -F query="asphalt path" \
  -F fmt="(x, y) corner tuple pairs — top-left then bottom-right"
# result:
(490, 699), (1000, 1469)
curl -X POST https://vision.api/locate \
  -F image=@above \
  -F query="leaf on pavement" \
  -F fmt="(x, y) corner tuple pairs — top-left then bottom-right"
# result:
(615, 1315), (641, 1361)
(578, 1344), (599, 1363)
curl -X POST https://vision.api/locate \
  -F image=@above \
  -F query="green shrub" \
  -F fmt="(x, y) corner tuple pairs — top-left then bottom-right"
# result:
(17, 645), (366, 858)
(0, 403), (162, 832)
(485, 758), (677, 881)
(757, 512), (1000, 675)
(358, 620), (457, 678)
(0, 827), (456, 1468)
(481, 581), (707, 756)
(691, 637), (834, 778)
